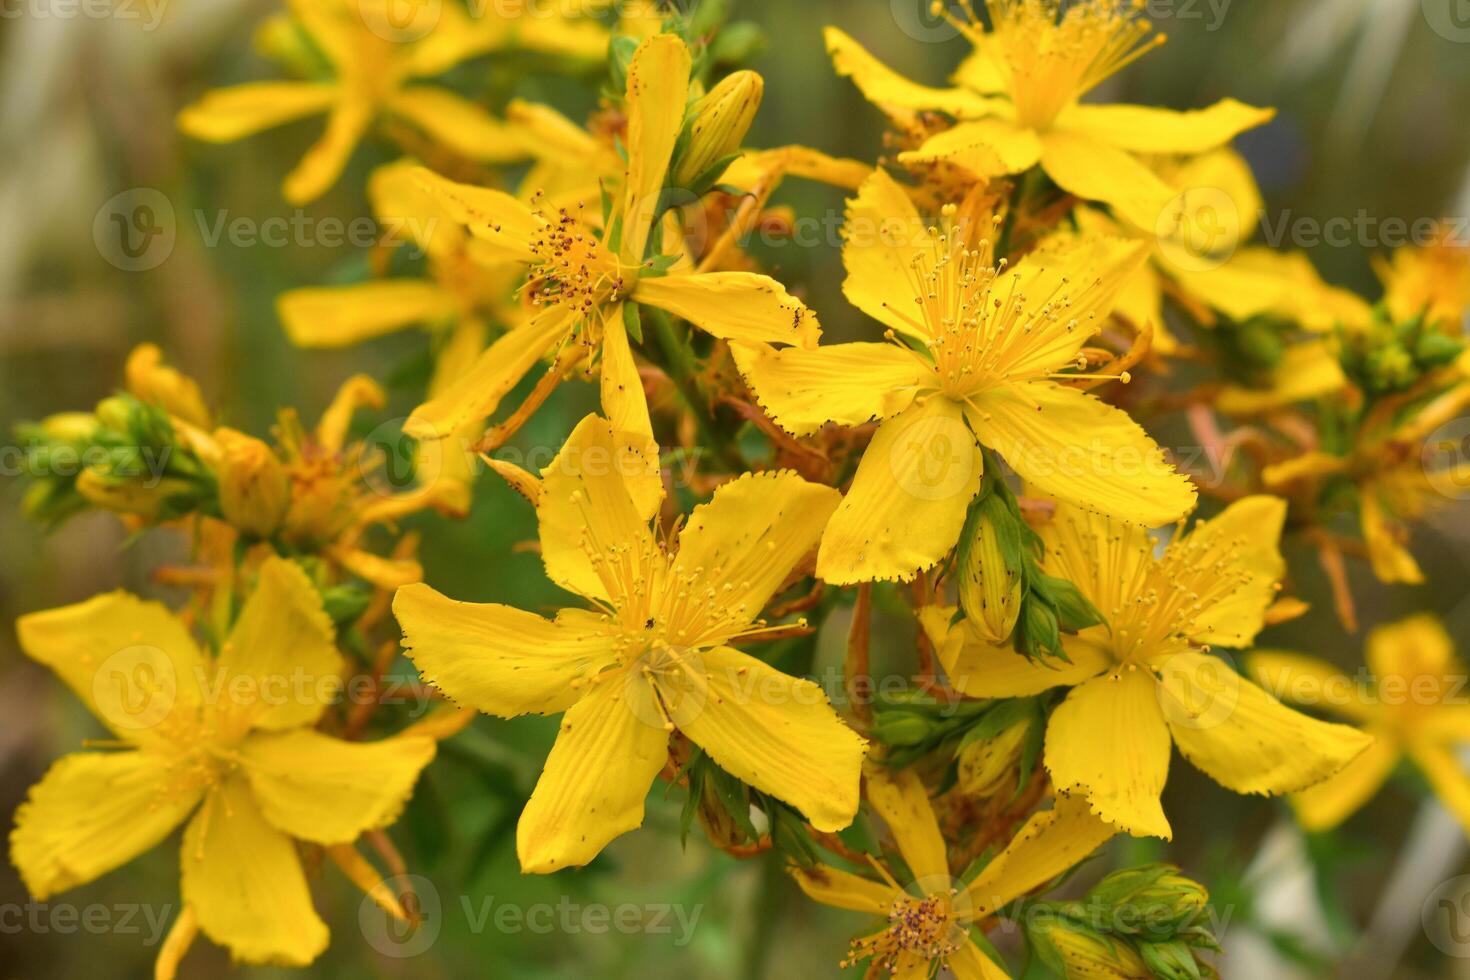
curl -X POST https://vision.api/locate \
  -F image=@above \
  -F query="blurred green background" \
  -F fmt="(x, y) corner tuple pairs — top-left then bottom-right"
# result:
(2, 1), (1470, 977)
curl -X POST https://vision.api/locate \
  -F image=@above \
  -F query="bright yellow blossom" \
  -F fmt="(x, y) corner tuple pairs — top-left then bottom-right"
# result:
(394, 414), (866, 873)
(10, 557), (435, 970)
(791, 767), (1115, 978)
(735, 169), (1195, 584)
(1250, 616), (1470, 835)
(1374, 227), (1470, 334)
(928, 496), (1372, 838)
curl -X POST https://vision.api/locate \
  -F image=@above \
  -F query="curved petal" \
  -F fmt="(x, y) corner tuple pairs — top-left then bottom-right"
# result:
(1408, 742), (1470, 837)
(1216, 341), (1348, 416)
(16, 592), (205, 746)
(1156, 651), (1374, 797)
(940, 625), (1110, 698)
(825, 26), (997, 118)
(1246, 650), (1374, 724)
(410, 166), (543, 261)
(1057, 100), (1275, 156)
(901, 118), (1042, 178)
(670, 471), (841, 646)
(177, 82), (337, 142)
(620, 34), (691, 263)
(11, 750), (203, 900)
(967, 381), (1196, 527)
(1180, 495), (1287, 649)
(277, 280), (457, 348)
(967, 794), (1117, 916)
(536, 414), (659, 603)
(182, 779), (327, 967)
(1367, 614), (1459, 683)
(217, 557), (343, 735)
(789, 864), (901, 915)
(600, 307), (663, 520)
(1362, 494), (1426, 585)
(731, 341), (926, 437)
(1045, 669), (1173, 840)
(394, 583), (618, 718)
(634, 272), (820, 348)
(674, 645), (866, 833)
(865, 767), (949, 883)
(386, 86), (529, 162)
(1291, 737), (1399, 832)
(818, 397), (985, 584)
(516, 674), (670, 873)
(840, 170), (933, 341)
(282, 99), (372, 205)
(1039, 130), (1176, 232)
(240, 730), (435, 844)
(950, 939), (1011, 980)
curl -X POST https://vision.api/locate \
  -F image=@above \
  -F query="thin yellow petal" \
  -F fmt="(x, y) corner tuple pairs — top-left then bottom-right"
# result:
(901, 117), (1042, 178)
(1216, 342), (1348, 416)
(1181, 495), (1287, 648)
(825, 26), (997, 118)
(865, 767), (949, 883)
(840, 170), (933, 341)
(386, 86), (530, 162)
(1408, 742), (1470, 837)
(634, 272), (820, 347)
(277, 280), (457, 348)
(410, 167), (542, 261)
(1362, 494), (1426, 585)
(282, 99), (372, 205)
(1058, 100), (1275, 155)
(600, 307), (662, 520)
(789, 864), (901, 916)
(950, 939), (1012, 980)
(731, 341), (925, 437)
(967, 793), (1116, 916)
(1292, 737), (1399, 832)
(177, 82), (336, 142)
(620, 34), (691, 263)
(1039, 130), (1175, 232)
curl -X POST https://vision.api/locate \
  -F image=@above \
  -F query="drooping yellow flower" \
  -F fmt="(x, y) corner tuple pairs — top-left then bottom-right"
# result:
(177, 0), (602, 203)
(929, 496), (1372, 838)
(735, 170), (1195, 584)
(403, 34), (819, 464)
(1374, 228), (1470, 334)
(791, 767), (1115, 979)
(10, 557), (435, 970)
(1250, 616), (1470, 835)
(394, 414), (866, 873)
(827, 1), (1274, 229)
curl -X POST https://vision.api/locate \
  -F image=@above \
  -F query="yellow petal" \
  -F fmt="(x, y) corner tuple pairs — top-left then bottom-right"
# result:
(394, 583), (618, 718)
(1216, 341), (1348, 416)
(1167, 148), (1264, 243)
(1292, 737), (1398, 832)
(1156, 651), (1374, 797)
(410, 166), (542, 261)
(406, 305), (575, 440)
(600, 307), (662, 520)
(952, 43), (1004, 93)
(1362, 494), (1427, 585)
(386, 86), (530, 162)
(634, 272), (820, 347)
(940, 625), (1110, 698)
(730, 341), (926, 437)
(825, 26), (997, 118)
(16, 592), (205, 746)
(950, 939), (1012, 980)
(1174, 247), (1373, 332)
(865, 767), (949, 883)
(315, 373), (385, 454)
(1039, 130), (1176, 232)
(818, 397), (985, 584)
(239, 729), (434, 844)
(277, 280), (457, 348)
(216, 557), (343, 734)
(840, 170), (933, 341)
(282, 99), (372, 205)
(620, 34), (691, 263)
(11, 750), (203, 900)
(536, 414), (660, 602)
(177, 82), (337, 142)
(1057, 100), (1275, 155)
(1045, 669), (1173, 839)
(1180, 495), (1286, 648)
(789, 864), (900, 915)
(901, 118), (1042, 178)
(517, 675), (670, 873)
(417, 318), (489, 517)
(182, 779), (327, 967)
(1408, 742), (1470, 837)
(967, 381), (1196, 527)
(670, 471), (841, 644)
(1368, 614), (1458, 681)
(674, 645), (866, 833)
(967, 793), (1117, 915)
(1247, 650), (1374, 724)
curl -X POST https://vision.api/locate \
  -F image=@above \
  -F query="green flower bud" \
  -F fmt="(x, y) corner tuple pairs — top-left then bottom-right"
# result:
(674, 70), (763, 188)
(957, 716), (1029, 798)
(1030, 919), (1151, 979)
(873, 708), (939, 748)
(958, 493), (1024, 644)
(1087, 865), (1211, 941)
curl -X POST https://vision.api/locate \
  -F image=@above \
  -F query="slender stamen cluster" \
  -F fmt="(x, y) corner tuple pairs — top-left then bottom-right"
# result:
(523, 199), (625, 324)
(843, 892), (963, 973)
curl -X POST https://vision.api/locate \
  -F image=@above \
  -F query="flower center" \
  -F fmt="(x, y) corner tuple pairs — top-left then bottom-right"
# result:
(844, 892), (964, 973)
(524, 202), (627, 323)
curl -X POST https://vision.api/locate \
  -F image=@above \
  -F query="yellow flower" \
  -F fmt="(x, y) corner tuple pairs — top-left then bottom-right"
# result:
(403, 35), (819, 463)
(177, 0), (598, 203)
(791, 767), (1116, 978)
(1215, 340), (1349, 416)
(394, 414), (866, 873)
(735, 170), (1195, 584)
(1251, 616), (1470, 834)
(931, 496), (1372, 838)
(1374, 228), (1470, 334)
(827, 1), (1273, 229)
(10, 557), (436, 970)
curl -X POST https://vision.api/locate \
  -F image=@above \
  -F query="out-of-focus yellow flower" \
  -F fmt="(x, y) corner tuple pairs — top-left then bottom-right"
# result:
(11, 558), (436, 972)
(1215, 340), (1349, 416)
(827, 1), (1273, 229)
(791, 767), (1116, 978)
(932, 496), (1372, 838)
(125, 343), (212, 429)
(1251, 616), (1470, 835)
(394, 414), (865, 873)
(1375, 228), (1470, 334)
(215, 428), (292, 538)
(736, 170), (1194, 584)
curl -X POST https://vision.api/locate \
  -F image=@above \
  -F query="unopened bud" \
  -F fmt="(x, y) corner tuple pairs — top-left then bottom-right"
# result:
(75, 468), (193, 521)
(1030, 919), (1151, 979)
(958, 494), (1023, 644)
(1087, 865), (1211, 941)
(215, 428), (290, 538)
(125, 344), (211, 428)
(957, 718), (1029, 798)
(674, 71), (763, 188)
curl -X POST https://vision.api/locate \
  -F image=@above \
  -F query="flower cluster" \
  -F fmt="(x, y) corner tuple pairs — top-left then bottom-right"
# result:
(11, 2), (1470, 978)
